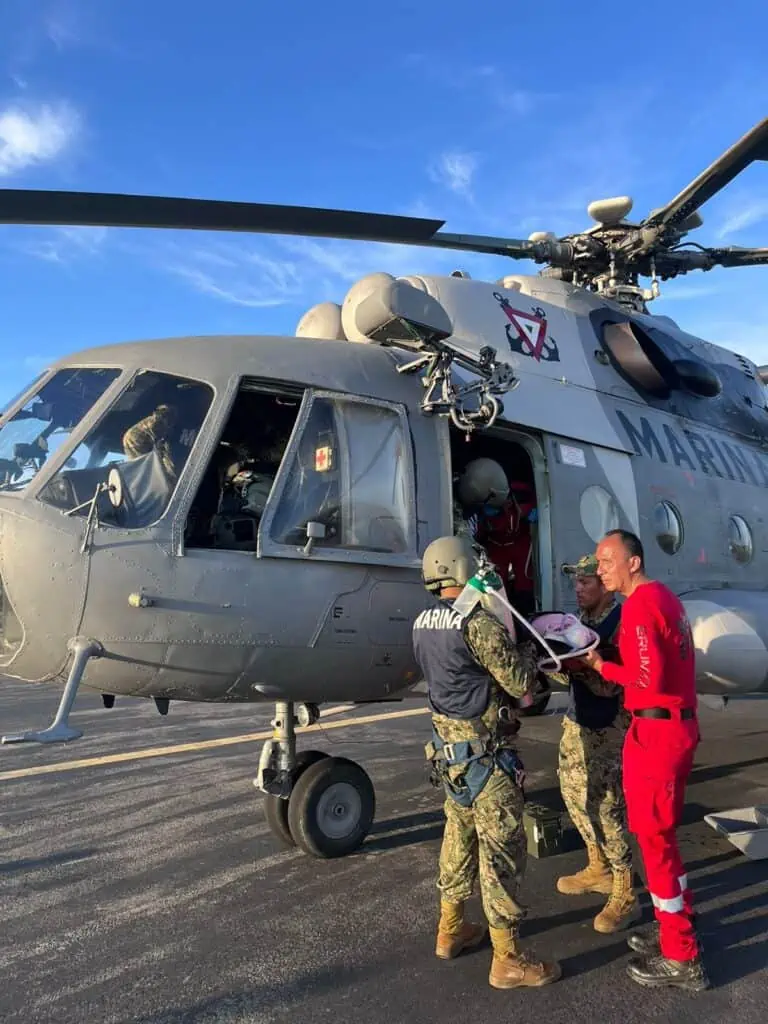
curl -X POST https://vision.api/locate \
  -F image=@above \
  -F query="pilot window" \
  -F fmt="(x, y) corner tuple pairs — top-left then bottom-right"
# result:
(37, 369), (214, 530)
(269, 395), (412, 556)
(184, 384), (303, 551)
(0, 367), (121, 492)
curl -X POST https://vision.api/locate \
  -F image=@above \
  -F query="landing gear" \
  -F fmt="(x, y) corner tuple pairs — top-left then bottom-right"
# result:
(1, 637), (103, 745)
(255, 701), (376, 858)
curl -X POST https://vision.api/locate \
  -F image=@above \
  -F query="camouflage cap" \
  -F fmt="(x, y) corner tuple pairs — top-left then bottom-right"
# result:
(562, 554), (599, 578)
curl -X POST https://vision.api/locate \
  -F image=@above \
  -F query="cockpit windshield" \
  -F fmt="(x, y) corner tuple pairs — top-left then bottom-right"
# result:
(0, 368), (121, 492)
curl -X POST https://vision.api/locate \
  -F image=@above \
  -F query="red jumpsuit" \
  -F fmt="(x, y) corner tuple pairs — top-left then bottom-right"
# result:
(598, 581), (700, 962)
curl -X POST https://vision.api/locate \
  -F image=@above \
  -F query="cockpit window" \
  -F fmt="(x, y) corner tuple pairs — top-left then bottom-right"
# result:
(37, 369), (214, 530)
(0, 368), (121, 492)
(0, 371), (47, 418)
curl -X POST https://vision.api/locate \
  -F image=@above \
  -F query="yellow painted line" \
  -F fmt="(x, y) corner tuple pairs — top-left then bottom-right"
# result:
(0, 706), (430, 782)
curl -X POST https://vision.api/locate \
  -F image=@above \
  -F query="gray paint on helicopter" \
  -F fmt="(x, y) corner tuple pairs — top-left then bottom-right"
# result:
(2, 113), (768, 858)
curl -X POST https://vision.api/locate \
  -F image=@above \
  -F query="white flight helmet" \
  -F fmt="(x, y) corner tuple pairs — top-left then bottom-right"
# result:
(528, 612), (600, 672)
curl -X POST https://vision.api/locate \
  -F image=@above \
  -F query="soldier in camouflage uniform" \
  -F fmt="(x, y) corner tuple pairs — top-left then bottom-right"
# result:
(122, 404), (178, 481)
(412, 535), (561, 990)
(547, 554), (638, 934)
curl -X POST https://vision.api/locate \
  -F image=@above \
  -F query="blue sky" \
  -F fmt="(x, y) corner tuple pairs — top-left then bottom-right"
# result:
(1, 0), (767, 406)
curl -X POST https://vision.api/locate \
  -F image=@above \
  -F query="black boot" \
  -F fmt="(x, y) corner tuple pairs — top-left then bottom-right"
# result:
(627, 923), (659, 955)
(627, 953), (710, 992)
(627, 914), (701, 955)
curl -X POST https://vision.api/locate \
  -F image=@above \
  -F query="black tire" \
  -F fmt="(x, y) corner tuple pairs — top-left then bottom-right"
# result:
(286, 756), (375, 859)
(263, 750), (328, 847)
(519, 692), (551, 717)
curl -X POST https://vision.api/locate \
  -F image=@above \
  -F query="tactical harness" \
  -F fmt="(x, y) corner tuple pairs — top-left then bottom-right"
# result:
(425, 719), (526, 808)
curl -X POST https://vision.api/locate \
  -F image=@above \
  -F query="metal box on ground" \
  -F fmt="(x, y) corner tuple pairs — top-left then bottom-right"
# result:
(523, 802), (565, 858)
(703, 805), (768, 860)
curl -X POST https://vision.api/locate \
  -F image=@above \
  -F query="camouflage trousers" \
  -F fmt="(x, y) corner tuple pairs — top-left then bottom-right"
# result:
(438, 766), (527, 930)
(557, 715), (631, 871)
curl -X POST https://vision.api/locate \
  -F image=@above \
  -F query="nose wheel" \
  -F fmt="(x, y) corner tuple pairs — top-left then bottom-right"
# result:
(256, 702), (376, 858)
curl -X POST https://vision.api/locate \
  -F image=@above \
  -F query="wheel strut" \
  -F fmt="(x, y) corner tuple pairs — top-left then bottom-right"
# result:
(254, 701), (320, 798)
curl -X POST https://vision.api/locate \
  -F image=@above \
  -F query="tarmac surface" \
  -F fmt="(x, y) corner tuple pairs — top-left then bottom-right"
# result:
(2, 680), (768, 1024)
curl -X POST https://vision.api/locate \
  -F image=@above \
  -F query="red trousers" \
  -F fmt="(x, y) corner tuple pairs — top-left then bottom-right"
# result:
(622, 714), (700, 961)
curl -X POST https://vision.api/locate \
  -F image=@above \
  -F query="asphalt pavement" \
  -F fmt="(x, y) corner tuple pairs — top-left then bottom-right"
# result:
(2, 679), (768, 1024)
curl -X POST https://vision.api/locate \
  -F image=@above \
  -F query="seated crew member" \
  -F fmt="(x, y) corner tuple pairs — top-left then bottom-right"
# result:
(548, 555), (637, 934)
(413, 534), (561, 990)
(122, 403), (178, 481)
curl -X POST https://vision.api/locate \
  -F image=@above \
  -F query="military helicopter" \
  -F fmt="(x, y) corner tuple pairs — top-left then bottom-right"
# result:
(1, 115), (768, 860)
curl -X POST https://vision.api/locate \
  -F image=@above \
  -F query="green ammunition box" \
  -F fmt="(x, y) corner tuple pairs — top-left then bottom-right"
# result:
(523, 802), (564, 858)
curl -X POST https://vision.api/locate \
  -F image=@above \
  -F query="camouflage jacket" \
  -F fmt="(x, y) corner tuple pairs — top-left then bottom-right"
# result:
(452, 498), (478, 541)
(431, 606), (538, 746)
(123, 412), (176, 481)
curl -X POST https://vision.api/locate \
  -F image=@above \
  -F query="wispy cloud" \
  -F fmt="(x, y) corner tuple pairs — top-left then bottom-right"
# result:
(150, 233), (502, 313)
(399, 55), (549, 119)
(158, 241), (305, 309)
(0, 99), (80, 177)
(470, 66), (541, 116)
(44, 2), (83, 50)
(716, 199), (768, 239)
(428, 151), (477, 199)
(17, 226), (108, 264)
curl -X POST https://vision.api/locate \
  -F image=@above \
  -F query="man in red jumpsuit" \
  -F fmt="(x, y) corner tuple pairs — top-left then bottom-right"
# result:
(578, 529), (710, 992)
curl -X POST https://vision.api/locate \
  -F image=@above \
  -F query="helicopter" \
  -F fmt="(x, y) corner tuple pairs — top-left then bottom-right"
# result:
(1, 114), (768, 860)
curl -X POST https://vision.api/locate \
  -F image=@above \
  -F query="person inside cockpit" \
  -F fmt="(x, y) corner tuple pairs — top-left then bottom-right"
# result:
(122, 403), (178, 481)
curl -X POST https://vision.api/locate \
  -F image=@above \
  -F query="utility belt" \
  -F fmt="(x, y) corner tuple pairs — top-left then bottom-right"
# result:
(425, 726), (525, 809)
(632, 707), (695, 720)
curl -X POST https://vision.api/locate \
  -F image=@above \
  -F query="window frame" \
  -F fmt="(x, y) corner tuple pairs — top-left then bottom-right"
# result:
(258, 388), (419, 568)
(727, 513), (753, 565)
(652, 498), (684, 556)
(11, 365), (127, 500)
(31, 366), (218, 532)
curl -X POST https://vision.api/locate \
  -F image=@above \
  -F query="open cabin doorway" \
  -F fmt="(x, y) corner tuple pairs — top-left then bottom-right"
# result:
(449, 424), (545, 612)
(449, 422), (553, 715)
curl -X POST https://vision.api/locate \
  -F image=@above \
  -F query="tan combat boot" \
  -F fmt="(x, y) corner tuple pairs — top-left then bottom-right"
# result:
(556, 842), (613, 896)
(488, 927), (562, 989)
(435, 899), (487, 959)
(593, 865), (642, 934)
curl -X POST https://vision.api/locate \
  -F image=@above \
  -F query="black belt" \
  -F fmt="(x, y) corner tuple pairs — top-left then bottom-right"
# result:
(633, 707), (695, 720)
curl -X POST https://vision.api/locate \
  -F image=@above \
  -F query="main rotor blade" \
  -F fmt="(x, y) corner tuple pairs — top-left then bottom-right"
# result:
(707, 245), (768, 268)
(0, 189), (447, 245)
(644, 116), (768, 231)
(0, 188), (571, 263)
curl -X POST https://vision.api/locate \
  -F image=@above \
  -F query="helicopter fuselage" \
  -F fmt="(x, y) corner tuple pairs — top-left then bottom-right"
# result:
(2, 271), (768, 709)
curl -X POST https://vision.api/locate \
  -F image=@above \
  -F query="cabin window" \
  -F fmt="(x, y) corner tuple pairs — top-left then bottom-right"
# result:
(728, 514), (753, 564)
(37, 370), (214, 530)
(0, 367), (121, 493)
(579, 485), (620, 543)
(653, 500), (683, 555)
(268, 394), (413, 556)
(184, 383), (303, 551)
